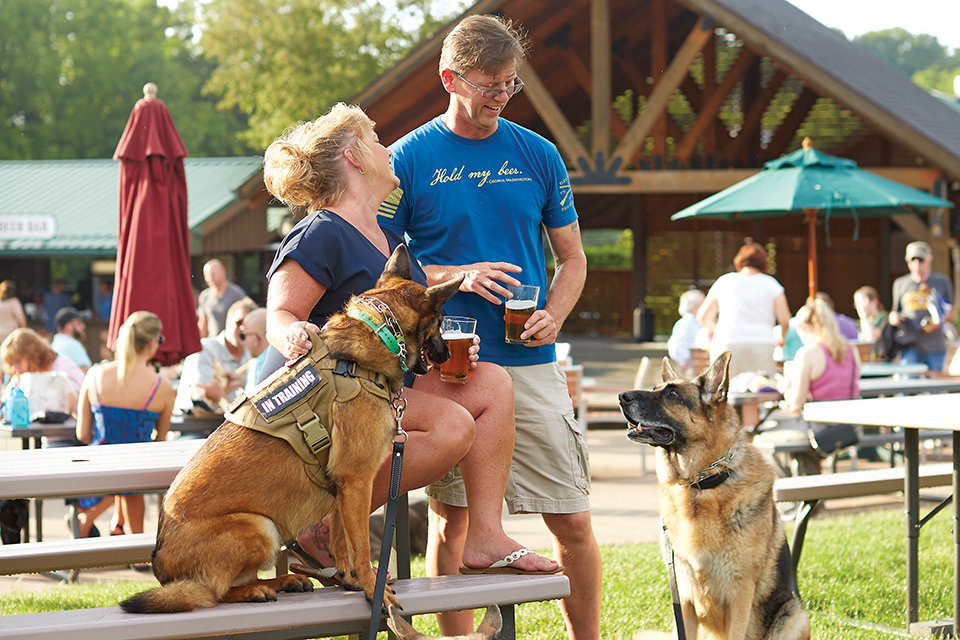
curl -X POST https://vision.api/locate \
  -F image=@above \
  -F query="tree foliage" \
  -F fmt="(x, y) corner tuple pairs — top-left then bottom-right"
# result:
(196, 0), (466, 150)
(0, 0), (250, 160)
(853, 28), (949, 78)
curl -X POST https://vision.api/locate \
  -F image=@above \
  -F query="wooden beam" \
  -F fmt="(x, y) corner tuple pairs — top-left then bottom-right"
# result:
(591, 0), (612, 159)
(563, 50), (627, 137)
(611, 17), (713, 168)
(674, 50), (756, 163)
(728, 68), (787, 159)
(520, 62), (590, 166)
(650, 0), (668, 158)
(761, 86), (817, 160)
(568, 166), (941, 194)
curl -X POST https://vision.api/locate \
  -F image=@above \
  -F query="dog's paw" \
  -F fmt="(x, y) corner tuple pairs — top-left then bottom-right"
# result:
(277, 574), (315, 593)
(228, 584), (279, 603)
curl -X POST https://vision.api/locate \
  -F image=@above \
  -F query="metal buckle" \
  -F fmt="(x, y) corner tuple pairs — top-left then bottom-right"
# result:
(333, 360), (359, 378)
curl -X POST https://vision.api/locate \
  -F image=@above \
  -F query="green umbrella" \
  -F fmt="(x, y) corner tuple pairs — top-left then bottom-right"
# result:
(672, 138), (954, 299)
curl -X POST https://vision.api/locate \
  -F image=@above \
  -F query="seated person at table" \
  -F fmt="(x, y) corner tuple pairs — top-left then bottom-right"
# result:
(755, 298), (861, 475)
(667, 289), (704, 377)
(1, 328), (82, 438)
(854, 285), (886, 344)
(238, 308), (269, 394)
(0, 328), (104, 536)
(174, 298), (256, 415)
(76, 311), (174, 538)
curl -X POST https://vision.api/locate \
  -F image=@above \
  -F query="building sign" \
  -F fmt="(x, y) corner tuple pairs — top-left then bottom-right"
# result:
(0, 215), (57, 240)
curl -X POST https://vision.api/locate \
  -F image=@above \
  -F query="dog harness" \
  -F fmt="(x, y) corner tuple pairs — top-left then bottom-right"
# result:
(224, 328), (401, 489)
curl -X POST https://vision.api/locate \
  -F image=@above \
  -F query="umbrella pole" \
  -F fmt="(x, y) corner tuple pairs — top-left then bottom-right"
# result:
(805, 208), (818, 300)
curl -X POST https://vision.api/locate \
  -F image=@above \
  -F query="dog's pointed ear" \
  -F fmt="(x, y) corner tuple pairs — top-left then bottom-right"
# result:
(700, 350), (730, 404)
(383, 245), (412, 281)
(425, 274), (465, 307)
(386, 604), (423, 640)
(475, 604), (503, 639)
(661, 356), (681, 382)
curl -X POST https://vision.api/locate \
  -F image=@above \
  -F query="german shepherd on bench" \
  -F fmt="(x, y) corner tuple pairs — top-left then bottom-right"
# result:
(122, 246), (462, 613)
(620, 352), (810, 640)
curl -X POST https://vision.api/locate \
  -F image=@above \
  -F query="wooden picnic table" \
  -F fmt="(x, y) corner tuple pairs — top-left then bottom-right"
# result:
(803, 393), (960, 634)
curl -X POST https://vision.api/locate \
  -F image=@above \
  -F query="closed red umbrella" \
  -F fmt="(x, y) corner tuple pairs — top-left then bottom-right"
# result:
(110, 83), (201, 365)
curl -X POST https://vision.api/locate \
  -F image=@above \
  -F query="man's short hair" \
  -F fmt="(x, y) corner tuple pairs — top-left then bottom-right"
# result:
(439, 14), (529, 76)
(55, 307), (81, 331)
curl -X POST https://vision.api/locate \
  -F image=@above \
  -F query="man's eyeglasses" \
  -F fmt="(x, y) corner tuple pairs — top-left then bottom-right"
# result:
(455, 73), (523, 99)
(158, 335), (165, 345)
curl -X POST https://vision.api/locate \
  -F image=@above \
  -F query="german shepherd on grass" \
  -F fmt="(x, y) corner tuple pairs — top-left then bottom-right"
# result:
(619, 352), (810, 640)
(121, 246), (462, 613)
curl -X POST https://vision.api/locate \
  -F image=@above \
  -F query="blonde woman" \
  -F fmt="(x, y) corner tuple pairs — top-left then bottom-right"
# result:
(76, 311), (174, 538)
(756, 298), (861, 476)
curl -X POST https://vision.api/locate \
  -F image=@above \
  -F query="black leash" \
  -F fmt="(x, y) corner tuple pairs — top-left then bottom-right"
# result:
(660, 520), (687, 640)
(367, 396), (407, 640)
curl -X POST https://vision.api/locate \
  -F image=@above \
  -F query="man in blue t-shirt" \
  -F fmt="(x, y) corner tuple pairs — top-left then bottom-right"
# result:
(378, 15), (598, 640)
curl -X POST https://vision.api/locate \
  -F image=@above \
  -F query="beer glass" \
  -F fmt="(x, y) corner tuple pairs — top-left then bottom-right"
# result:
(439, 316), (477, 384)
(504, 284), (540, 344)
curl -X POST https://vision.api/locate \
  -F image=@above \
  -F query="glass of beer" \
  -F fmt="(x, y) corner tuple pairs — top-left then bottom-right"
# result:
(439, 316), (477, 384)
(504, 284), (540, 344)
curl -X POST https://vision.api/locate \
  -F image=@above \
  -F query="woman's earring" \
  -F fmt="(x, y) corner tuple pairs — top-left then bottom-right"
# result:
(358, 167), (365, 175)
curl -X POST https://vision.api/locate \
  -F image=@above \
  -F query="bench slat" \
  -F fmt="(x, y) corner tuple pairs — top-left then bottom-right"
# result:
(0, 573), (571, 640)
(0, 533), (156, 575)
(774, 463), (953, 502)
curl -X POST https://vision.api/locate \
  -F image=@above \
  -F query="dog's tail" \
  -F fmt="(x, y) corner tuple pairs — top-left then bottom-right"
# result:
(120, 580), (217, 614)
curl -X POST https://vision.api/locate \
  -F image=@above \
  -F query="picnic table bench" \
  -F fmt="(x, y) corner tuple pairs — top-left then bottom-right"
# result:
(0, 572), (571, 640)
(773, 463), (953, 592)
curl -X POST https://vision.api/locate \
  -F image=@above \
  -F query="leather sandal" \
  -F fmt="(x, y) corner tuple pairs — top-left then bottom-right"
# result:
(285, 540), (395, 586)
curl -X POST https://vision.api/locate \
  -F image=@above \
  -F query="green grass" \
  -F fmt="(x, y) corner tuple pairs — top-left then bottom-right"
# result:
(1, 506), (956, 638)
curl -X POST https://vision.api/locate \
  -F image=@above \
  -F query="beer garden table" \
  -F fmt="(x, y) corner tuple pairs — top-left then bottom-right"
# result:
(803, 393), (960, 633)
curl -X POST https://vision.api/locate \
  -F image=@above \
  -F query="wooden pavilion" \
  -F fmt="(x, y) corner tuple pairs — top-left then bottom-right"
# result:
(354, 0), (960, 335)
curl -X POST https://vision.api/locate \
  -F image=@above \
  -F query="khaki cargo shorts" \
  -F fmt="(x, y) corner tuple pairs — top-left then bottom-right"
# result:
(427, 361), (591, 514)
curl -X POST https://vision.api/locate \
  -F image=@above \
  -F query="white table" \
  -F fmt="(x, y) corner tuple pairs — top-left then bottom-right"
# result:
(0, 439), (205, 500)
(859, 377), (960, 398)
(859, 362), (929, 378)
(804, 394), (960, 633)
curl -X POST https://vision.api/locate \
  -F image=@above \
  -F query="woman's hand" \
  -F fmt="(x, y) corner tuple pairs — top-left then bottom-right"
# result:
(468, 335), (481, 369)
(282, 320), (321, 360)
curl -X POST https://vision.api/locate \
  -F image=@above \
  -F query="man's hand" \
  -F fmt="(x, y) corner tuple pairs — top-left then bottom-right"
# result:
(426, 262), (522, 304)
(518, 309), (560, 347)
(888, 311), (902, 327)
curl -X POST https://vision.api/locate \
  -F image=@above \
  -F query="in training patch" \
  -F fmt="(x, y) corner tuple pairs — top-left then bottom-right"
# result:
(254, 364), (322, 419)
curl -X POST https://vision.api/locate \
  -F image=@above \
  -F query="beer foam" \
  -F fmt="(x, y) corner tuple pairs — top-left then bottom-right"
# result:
(505, 300), (536, 310)
(442, 331), (475, 340)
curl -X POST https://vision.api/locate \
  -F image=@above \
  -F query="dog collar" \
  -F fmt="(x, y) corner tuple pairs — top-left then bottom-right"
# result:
(348, 299), (408, 372)
(688, 444), (738, 490)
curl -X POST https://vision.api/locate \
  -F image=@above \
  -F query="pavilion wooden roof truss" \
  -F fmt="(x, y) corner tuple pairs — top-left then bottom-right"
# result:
(354, 0), (957, 198)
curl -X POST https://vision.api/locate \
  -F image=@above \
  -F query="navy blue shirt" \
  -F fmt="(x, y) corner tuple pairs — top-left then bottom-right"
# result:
(259, 209), (427, 382)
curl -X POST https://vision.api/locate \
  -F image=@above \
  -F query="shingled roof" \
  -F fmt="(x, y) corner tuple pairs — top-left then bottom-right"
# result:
(0, 157), (264, 256)
(687, 0), (960, 176)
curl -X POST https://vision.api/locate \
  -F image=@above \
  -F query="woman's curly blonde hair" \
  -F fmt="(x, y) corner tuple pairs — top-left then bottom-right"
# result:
(263, 103), (376, 212)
